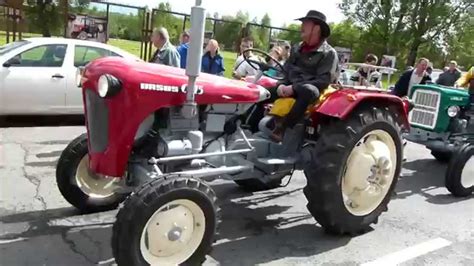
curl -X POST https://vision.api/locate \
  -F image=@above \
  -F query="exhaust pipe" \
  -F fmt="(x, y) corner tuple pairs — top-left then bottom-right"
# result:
(182, 0), (206, 119)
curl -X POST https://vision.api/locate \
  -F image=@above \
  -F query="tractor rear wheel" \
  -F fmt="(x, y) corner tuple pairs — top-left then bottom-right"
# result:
(445, 143), (474, 197)
(56, 133), (128, 213)
(304, 105), (403, 235)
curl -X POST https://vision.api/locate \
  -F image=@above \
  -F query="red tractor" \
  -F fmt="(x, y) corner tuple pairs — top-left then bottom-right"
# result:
(55, 4), (411, 265)
(70, 14), (101, 40)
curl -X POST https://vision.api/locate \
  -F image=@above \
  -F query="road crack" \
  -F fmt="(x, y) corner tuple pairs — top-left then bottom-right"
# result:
(80, 229), (104, 260)
(18, 143), (47, 210)
(61, 231), (96, 265)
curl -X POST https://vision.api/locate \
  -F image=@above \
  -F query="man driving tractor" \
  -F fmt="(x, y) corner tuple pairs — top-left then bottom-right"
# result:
(252, 10), (338, 142)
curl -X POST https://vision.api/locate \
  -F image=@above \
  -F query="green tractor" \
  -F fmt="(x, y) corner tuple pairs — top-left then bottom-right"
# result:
(404, 84), (472, 162)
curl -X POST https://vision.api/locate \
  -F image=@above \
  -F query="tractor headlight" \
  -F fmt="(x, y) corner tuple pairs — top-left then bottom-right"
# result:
(447, 106), (460, 117)
(98, 74), (122, 98)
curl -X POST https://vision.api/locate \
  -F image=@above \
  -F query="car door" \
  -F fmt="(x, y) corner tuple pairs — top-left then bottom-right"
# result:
(1, 43), (68, 115)
(66, 45), (121, 112)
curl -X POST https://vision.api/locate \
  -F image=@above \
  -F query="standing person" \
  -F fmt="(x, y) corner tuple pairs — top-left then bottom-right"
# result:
(149, 27), (180, 68)
(351, 53), (378, 86)
(437, 60), (462, 87)
(232, 37), (260, 79)
(264, 46), (284, 78)
(391, 58), (431, 98)
(177, 30), (190, 69)
(455, 66), (474, 104)
(201, 39), (225, 76)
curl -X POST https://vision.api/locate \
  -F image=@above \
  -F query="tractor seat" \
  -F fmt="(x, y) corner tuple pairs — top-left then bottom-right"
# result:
(268, 85), (337, 118)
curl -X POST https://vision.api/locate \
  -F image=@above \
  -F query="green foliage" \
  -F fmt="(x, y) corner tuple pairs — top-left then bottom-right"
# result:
(275, 24), (300, 45)
(340, 0), (473, 69)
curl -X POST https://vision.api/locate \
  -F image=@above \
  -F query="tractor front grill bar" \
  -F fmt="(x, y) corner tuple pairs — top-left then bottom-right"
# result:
(409, 90), (441, 129)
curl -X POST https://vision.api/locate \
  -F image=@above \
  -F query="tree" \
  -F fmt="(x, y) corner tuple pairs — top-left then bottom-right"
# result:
(25, 0), (62, 37)
(257, 13), (271, 48)
(276, 23), (300, 44)
(340, 0), (472, 67)
(404, 0), (472, 66)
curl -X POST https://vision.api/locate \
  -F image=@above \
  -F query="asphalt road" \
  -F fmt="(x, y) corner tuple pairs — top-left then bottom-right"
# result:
(0, 126), (473, 266)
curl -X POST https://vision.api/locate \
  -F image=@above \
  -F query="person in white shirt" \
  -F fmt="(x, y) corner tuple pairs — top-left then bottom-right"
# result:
(232, 37), (260, 79)
(392, 58), (432, 98)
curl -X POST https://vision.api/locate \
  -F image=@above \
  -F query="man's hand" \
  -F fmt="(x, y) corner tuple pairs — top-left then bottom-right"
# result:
(277, 84), (293, 97)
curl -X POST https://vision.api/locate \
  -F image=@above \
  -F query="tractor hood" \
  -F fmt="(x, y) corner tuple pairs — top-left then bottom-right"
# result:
(408, 84), (470, 132)
(82, 56), (267, 105)
(80, 56), (269, 177)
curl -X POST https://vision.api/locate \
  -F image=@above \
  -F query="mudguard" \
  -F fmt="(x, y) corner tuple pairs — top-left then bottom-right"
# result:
(313, 88), (410, 129)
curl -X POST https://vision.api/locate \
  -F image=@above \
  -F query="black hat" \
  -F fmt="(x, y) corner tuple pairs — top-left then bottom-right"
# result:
(296, 10), (331, 38)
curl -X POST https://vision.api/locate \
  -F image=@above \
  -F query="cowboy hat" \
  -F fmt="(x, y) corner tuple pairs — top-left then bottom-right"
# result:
(296, 10), (331, 38)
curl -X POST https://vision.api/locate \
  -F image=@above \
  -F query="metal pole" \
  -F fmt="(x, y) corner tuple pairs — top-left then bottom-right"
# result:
(105, 4), (110, 43)
(268, 28), (272, 49)
(154, 148), (253, 163)
(183, 15), (187, 32)
(213, 19), (217, 36)
(181, 0), (206, 119)
(6, 7), (10, 43)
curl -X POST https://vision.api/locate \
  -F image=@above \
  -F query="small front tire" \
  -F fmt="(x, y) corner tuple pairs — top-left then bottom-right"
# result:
(56, 133), (127, 213)
(445, 144), (474, 197)
(112, 175), (220, 266)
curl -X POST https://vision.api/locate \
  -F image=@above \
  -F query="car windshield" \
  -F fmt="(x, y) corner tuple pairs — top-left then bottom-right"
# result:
(0, 40), (30, 56)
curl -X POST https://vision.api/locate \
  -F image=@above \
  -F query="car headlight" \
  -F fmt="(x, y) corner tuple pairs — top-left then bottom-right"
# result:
(447, 106), (460, 117)
(98, 74), (122, 98)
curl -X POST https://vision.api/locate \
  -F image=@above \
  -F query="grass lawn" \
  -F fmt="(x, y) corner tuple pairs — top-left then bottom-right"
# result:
(107, 38), (238, 78)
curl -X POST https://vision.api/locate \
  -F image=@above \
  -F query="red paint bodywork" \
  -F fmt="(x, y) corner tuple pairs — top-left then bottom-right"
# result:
(313, 89), (410, 128)
(82, 57), (409, 177)
(82, 57), (261, 177)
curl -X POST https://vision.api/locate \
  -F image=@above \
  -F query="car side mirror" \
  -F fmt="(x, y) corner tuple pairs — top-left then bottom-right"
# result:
(3, 57), (21, 67)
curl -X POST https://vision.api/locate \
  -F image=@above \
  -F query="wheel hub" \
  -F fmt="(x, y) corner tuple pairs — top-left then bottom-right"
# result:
(140, 199), (206, 265)
(342, 130), (397, 216)
(461, 157), (474, 188)
(168, 226), (183, 242)
(75, 155), (120, 198)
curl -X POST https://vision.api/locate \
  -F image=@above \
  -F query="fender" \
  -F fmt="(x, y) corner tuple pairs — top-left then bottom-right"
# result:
(313, 88), (410, 129)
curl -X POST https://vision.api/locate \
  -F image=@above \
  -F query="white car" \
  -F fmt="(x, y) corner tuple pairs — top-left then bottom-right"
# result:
(0, 37), (140, 115)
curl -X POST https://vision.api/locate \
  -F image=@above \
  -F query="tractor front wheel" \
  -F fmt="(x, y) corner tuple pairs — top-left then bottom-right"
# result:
(56, 133), (128, 213)
(112, 175), (220, 266)
(445, 143), (474, 197)
(304, 105), (402, 235)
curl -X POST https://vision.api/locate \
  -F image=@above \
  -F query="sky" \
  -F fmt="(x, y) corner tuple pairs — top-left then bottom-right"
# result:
(111, 0), (345, 27)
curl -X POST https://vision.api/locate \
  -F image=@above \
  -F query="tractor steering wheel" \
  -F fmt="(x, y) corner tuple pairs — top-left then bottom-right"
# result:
(242, 48), (286, 80)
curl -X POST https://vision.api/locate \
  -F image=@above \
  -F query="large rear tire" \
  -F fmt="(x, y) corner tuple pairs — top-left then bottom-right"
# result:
(445, 143), (474, 197)
(112, 175), (219, 266)
(304, 105), (403, 235)
(56, 133), (127, 213)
